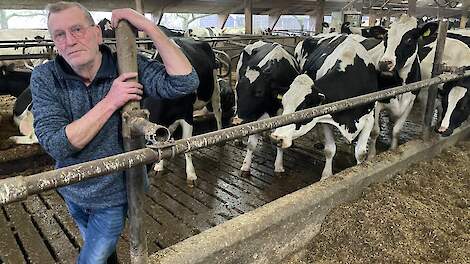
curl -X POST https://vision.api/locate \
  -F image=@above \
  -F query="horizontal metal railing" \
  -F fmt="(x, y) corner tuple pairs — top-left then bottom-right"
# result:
(1, 70), (468, 205)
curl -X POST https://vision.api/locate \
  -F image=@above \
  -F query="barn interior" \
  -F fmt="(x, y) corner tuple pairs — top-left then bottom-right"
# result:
(0, 0), (469, 263)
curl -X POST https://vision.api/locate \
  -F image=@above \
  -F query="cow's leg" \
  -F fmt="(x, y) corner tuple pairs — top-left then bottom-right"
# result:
(274, 147), (285, 176)
(181, 120), (197, 187)
(241, 134), (261, 177)
(355, 112), (374, 164)
(10, 110), (38, 145)
(391, 98), (415, 150)
(368, 103), (382, 160)
(211, 70), (223, 130)
(321, 124), (336, 180)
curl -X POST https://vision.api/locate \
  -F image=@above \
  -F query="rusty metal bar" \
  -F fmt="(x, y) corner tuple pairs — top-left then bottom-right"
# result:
(423, 20), (448, 140)
(116, 20), (148, 264)
(154, 71), (470, 157)
(0, 148), (157, 204)
(1, 70), (469, 206)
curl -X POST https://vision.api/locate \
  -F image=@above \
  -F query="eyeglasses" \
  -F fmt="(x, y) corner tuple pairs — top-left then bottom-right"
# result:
(52, 24), (95, 43)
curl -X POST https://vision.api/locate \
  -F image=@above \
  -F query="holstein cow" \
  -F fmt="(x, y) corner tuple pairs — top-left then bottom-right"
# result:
(184, 27), (223, 38)
(145, 37), (222, 186)
(271, 34), (379, 179)
(0, 67), (37, 144)
(341, 22), (388, 40)
(377, 15), (470, 140)
(232, 40), (299, 176)
(367, 15), (427, 158)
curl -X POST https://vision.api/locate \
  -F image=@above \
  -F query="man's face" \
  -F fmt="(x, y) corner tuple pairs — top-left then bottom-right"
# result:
(48, 6), (102, 69)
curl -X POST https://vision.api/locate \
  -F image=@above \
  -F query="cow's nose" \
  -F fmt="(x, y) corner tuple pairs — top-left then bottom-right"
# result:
(379, 60), (393, 72)
(270, 134), (283, 147)
(231, 116), (243, 126)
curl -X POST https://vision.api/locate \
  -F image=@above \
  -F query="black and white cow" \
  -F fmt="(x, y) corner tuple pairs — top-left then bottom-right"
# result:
(232, 40), (299, 176)
(377, 15), (470, 140)
(271, 34), (379, 179)
(98, 18), (115, 38)
(341, 22), (388, 40)
(0, 67), (37, 144)
(365, 15), (427, 158)
(0, 67), (31, 97)
(184, 27), (223, 38)
(145, 37), (222, 186)
(438, 75), (470, 136)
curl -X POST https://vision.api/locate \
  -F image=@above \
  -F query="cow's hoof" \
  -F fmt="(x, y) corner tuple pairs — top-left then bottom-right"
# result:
(240, 170), (251, 178)
(274, 171), (284, 178)
(186, 179), (196, 188)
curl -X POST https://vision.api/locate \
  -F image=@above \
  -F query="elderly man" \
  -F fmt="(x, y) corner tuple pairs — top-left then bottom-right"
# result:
(31, 2), (198, 263)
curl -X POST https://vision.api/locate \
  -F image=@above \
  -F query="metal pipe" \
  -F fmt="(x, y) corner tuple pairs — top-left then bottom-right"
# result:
(116, 20), (148, 264)
(0, 148), (157, 204)
(423, 20), (448, 140)
(1, 71), (469, 206)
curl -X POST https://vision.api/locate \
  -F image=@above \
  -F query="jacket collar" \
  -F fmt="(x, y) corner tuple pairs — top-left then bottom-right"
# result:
(54, 44), (117, 81)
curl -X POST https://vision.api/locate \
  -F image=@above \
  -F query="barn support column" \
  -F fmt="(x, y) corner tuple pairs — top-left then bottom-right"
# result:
(268, 13), (281, 31)
(368, 14), (377, 26)
(407, 0), (416, 17)
(461, 15), (468, 29)
(218, 13), (230, 28)
(117, 21), (149, 264)
(311, 0), (325, 34)
(244, 0), (253, 34)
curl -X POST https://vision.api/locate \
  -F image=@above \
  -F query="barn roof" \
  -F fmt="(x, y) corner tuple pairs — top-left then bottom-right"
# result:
(0, 0), (467, 18)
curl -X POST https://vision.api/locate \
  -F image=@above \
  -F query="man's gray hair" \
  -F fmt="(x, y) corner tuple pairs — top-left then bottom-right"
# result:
(46, 1), (95, 25)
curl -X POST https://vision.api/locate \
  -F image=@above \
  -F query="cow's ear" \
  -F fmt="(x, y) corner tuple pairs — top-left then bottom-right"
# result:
(419, 22), (438, 38)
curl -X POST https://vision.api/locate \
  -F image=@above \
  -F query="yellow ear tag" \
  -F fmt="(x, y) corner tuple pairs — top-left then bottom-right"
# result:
(277, 94), (283, 100)
(423, 28), (431, 37)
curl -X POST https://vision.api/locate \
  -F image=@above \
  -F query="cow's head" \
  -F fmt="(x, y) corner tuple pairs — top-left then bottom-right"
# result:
(233, 43), (298, 125)
(437, 85), (469, 137)
(368, 26), (388, 40)
(270, 74), (325, 148)
(98, 18), (115, 38)
(341, 22), (352, 34)
(379, 15), (437, 74)
(233, 62), (285, 124)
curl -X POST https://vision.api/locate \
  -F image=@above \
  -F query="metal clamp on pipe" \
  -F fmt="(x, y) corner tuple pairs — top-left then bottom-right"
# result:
(0, 176), (28, 204)
(122, 109), (171, 141)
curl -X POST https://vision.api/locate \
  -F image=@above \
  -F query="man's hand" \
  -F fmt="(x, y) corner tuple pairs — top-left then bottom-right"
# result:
(111, 8), (152, 33)
(104, 72), (143, 111)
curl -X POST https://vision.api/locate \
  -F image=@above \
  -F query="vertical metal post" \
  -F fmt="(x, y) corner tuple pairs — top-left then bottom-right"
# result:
(116, 21), (148, 264)
(423, 20), (448, 140)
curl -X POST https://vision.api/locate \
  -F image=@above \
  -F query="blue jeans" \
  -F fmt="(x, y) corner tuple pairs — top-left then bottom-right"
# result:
(65, 199), (127, 264)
